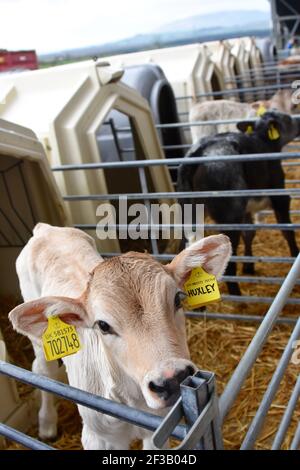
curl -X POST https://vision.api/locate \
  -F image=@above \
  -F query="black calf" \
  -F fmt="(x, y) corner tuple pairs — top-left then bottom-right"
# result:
(177, 111), (300, 295)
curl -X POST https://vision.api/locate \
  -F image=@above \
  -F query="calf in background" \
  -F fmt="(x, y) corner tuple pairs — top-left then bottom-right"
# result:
(177, 111), (300, 296)
(189, 89), (297, 143)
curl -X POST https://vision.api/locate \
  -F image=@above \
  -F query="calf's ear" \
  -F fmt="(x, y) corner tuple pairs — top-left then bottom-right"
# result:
(237, 121), (254, 133)
(9, 296), (89, 341)
(166, 234), (232, 288)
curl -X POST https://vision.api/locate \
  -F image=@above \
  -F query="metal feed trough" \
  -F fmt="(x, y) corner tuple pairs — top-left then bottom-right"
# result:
(0, 75), (300, 450)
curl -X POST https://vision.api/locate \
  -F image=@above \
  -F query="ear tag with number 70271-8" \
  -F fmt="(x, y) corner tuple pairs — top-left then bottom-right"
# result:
(42, 316), (81, 362)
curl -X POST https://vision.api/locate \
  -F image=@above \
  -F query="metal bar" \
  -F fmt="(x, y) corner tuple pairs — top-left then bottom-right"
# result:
(152, 371), (223, 450)
(279, 0), (299, 16)
(175, 82), (292, 101)
(176, 398), (216, 450)
(109, 118), (125, 161)
(122, 143), (191, 152)
(151, 398), (183, 449)
(278, 15), (300, 21)
(290, 423), (300, 450)
(185, 311), (298, 325)
(0, 361), (186, 440)
(259, 210), (300, 215)
(272, 375), (300, 449)
(219, 253), (300, 421)
(75, 222), (300, 231)
(283, 162), (300, 167)
(226, 70), (300, 82)
(241, 318), (300, 449)
(180, 375), (210, 449)
(0, 423), (55, 450)
(102, 253), (296, 264)
(180, 372), (223, 450)
(221, 295), (300, 305)
(52, 151), (300, 171)
(149, 149), (300, 158)
(225, 66), (300, 80)
(138, 166), (159, 255)
(221, 275), (300, 285)
(66, 188), (300, 202)
(115, 116), (300, 132)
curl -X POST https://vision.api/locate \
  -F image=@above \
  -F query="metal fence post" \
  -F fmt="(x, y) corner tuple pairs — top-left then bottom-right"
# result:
(151, 370), (223, 450)
(181, 371), (223, 450)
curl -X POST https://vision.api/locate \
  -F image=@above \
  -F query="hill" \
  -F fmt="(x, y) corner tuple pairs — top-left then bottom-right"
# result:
(39, 9), (270, 62)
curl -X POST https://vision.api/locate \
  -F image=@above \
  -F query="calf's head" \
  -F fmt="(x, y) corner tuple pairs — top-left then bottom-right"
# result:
(9, 234), (231, 409)
(251, 89), (299, 115)
(237, 110), (300, 148)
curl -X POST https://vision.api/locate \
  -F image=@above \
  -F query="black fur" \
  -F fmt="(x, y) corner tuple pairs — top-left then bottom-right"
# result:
(177, 111), (300, 295)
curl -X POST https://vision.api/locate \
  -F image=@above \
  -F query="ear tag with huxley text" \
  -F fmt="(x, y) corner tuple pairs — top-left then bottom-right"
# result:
(42, 316), (81, 362)
(268, 124), (280, 141)
(183, 267), (221, 309)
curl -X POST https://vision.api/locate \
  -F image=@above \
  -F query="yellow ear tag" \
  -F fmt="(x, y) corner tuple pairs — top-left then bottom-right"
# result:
(268, 124), (280, 140)
(246, 125), (253, 134)
(42, 316), (81, 362)
(183, 267), (221, 309)
(256, 104), (267, 117)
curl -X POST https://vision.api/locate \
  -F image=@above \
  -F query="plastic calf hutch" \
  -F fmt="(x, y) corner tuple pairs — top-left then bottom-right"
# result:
(0, 329), (32, 449)
(0, 61), (173, 253)
(105, 44), (222, 123)
(96, 63), (184, 176)
(243, 37), (264, 88)
(228, 37), (255, 101)
(0, 118), (68, 296)
(0, 118), (69, 444)
(205, 40), (239, 99)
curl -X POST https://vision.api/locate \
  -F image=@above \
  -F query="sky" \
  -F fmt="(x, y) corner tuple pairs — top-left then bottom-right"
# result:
(0, 0), (270, 55)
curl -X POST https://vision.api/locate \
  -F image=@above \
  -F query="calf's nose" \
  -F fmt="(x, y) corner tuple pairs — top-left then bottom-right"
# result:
(148, 365), (195, 405)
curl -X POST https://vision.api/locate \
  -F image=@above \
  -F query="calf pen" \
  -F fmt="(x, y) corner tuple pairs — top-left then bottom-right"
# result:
(1, 79), (300, 451)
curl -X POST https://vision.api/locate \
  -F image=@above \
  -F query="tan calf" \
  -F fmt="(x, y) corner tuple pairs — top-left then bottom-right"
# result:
(9, 223), (231, 449)
(189, 89), (297, 143)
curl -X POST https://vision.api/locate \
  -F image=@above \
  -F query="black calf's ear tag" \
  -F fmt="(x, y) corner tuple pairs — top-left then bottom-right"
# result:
(237, 121), (254, 134)
(268, 124), (280, 141)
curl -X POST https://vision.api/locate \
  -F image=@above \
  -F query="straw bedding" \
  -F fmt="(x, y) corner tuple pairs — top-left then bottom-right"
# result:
(1, 157), (299, 451)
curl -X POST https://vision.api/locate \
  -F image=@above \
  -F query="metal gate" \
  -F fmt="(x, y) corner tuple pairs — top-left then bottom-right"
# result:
(0, 58), (300, 451)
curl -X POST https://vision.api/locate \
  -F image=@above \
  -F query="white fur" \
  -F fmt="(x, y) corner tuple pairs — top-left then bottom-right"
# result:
(189, 90), (295, 143)
(11, 224), (231, 449)
(13, 224), (156, 449)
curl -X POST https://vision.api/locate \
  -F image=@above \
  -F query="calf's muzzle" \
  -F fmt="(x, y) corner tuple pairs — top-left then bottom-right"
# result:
(148, 365), (195, 406)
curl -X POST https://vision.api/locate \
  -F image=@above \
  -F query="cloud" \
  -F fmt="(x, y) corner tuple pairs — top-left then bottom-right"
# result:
(0, 0), (270, 54)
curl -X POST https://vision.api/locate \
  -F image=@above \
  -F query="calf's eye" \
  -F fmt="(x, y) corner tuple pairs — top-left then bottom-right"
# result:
(96, 320), (115, 335)
(174, 291), (186, 309)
